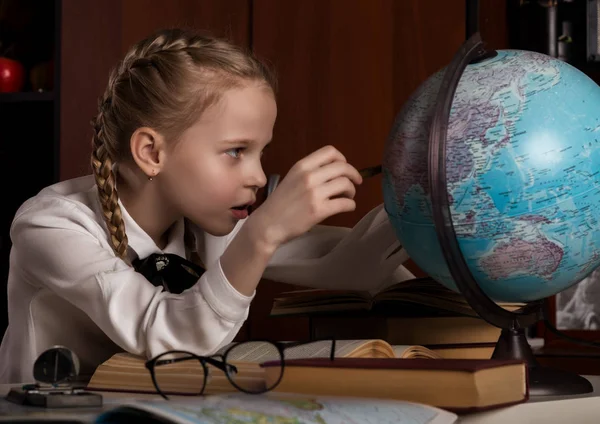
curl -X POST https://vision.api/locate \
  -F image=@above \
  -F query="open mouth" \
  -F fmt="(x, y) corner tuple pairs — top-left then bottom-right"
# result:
(230, 204), (250, 219)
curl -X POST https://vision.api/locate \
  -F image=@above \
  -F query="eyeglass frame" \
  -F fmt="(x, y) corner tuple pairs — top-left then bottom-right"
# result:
(145, 338), (337, 399)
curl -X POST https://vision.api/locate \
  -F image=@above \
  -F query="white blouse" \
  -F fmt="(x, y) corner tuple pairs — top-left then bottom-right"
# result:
(0, 175), (414, 383)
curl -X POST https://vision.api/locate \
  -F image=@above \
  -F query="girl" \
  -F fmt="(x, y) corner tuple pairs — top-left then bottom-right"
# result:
(0, 28), (413, 383)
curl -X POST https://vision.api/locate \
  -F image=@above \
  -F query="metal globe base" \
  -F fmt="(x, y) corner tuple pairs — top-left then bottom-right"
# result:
(492, 329), (592, 396)
(428, 32), (593, 398)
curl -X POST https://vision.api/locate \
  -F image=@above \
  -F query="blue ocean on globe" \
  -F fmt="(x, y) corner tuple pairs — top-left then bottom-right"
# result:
(383, 49), (600, 303)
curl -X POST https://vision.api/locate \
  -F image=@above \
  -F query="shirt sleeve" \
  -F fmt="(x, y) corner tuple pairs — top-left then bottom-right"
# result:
(10, 197), (253, 359)
(261, 203), (415, 294)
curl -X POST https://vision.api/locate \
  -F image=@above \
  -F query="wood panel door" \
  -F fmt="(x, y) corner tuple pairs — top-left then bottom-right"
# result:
(60, 0), (123, 181)
(120, 0), (250, 54)
(248, 0), (467, 341)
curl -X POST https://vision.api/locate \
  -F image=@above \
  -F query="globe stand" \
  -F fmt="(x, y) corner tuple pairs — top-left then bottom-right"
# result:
(493, 328), (592, 396)
(427, 32), (593, 397)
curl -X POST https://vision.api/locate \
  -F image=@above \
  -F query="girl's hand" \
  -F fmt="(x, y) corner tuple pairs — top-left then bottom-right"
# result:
(247, 145), (363, 252)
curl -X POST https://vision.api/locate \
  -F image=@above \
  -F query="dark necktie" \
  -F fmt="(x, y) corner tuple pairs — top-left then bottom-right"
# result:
(132, 253), (205, 294)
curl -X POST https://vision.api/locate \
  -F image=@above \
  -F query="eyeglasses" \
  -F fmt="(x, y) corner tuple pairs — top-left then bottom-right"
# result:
(145, 339), (336, 399)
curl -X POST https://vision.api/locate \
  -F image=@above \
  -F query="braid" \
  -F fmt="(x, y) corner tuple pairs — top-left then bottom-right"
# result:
(121, 30), (204, 69)
(89, 31), (201, 260)
(91, 100), (129, 259)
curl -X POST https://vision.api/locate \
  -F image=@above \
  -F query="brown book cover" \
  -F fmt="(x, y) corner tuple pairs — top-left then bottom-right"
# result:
(310, 315), (502, 346)
(261, 358), (529, 413)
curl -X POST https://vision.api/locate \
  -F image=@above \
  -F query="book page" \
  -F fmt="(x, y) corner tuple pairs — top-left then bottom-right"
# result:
(284, 340), (365, 360)
(393, 345), (413, 358)
(392, 345), (442, 359)
(220, 340), (379, 362)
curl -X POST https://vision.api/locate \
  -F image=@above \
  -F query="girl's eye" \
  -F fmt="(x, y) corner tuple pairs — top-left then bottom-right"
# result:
(226, 148), (244, 158)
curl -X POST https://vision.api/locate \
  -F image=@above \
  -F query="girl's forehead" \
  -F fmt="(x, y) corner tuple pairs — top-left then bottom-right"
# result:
(181, 84), (277, 145)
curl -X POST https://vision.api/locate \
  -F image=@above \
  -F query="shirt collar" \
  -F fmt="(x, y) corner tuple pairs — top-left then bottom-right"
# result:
(117, 199), (187, 260)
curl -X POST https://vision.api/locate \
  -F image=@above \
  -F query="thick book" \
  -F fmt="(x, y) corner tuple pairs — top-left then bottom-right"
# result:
(95, 392), (458, 424)
(261, 357), (529, 413)
(428, 343), (496, 360)
(271, 277), (525, 318)
(309, 314), (502, 346)
(86, 339), (441, 395)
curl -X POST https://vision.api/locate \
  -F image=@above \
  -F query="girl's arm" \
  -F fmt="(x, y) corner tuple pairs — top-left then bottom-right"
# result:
(225, 203), (414, 295)
(11, 197), (252, 359)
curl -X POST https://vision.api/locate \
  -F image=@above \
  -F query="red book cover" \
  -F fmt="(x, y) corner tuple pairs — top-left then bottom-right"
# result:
(262, 357), (525, 371)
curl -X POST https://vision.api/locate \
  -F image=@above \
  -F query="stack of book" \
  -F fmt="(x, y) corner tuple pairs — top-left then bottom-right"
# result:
(87, 339), (529, 413)
(85, 278), (530, 414)
(269, 277), (523, 359)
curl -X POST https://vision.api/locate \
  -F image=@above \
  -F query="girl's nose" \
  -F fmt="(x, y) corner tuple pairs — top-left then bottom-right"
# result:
(256, 168), (268, 189)
(247, 166), (267, 189)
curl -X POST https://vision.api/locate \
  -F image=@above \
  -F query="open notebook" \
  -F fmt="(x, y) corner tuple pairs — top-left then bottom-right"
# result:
(86, 339), (440, 395)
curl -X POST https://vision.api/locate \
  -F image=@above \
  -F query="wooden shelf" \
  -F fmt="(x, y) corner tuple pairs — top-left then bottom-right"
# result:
(0, 92), (54, 103)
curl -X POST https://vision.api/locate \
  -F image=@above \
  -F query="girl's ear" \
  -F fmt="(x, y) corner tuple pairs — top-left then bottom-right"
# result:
(130, 127), (168, 178)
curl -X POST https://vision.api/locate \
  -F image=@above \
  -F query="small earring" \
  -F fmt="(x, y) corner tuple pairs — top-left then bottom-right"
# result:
(148, 170), (156, 181)
(148, 176), (153, 181)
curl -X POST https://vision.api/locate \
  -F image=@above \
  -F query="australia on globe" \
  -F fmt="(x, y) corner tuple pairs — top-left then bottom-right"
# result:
(383, 48), (600, 303)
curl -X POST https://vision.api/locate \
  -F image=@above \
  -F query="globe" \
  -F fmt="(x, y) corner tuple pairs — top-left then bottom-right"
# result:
(382, 47), (600, 304)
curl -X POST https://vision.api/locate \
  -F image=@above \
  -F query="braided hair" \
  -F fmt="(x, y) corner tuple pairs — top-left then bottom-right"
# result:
(90, 28), (276, 259)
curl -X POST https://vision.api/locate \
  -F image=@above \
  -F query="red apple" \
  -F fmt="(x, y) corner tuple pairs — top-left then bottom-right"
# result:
(0, 57), (25, 93)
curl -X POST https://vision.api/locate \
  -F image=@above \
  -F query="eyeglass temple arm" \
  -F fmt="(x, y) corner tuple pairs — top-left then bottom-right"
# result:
(204, 355), (234, 373)
(154, 354), (233, 374)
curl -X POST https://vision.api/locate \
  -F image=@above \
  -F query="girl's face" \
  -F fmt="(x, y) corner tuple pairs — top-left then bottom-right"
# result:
(159, 82), (277, 236)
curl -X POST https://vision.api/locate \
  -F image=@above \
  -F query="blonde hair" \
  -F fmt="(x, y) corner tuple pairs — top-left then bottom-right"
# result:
(91, 28), (276, 259)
